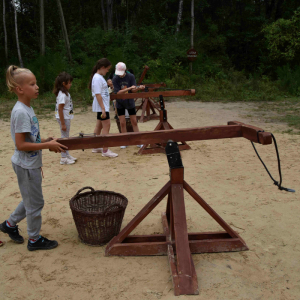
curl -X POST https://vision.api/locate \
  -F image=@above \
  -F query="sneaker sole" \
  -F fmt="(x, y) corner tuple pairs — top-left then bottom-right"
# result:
(27, 242), (58, 251)
(0, 225), (24, 244)
(60, 162), (75, 165)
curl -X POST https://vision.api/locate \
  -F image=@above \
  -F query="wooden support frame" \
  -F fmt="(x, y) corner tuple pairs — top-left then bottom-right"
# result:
(58, 122), (272, 296)
(110, 89), (196, 123)
(105, 142), (248, 295)
(138, 95), (190, 154)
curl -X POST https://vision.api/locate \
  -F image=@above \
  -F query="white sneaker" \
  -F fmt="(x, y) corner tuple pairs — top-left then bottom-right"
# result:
(137, 145), (143, 148)
(102, 149), (118, 158)
(60, 158), (75, 165)
(67, 154), (77, 161)
(92, 148), (103, 153)
(120, 146), (128, 149)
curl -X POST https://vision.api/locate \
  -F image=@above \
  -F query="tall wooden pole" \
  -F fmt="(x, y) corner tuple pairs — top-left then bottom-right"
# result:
(190, 0), (194, 75)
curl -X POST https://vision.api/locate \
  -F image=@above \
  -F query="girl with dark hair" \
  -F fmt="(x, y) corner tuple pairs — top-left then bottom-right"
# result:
(89, 58), (118, 158)
(54, 72), (76, 165)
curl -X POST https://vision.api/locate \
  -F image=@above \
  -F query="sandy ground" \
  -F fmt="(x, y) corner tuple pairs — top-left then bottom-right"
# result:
(0, 100), (299, 300)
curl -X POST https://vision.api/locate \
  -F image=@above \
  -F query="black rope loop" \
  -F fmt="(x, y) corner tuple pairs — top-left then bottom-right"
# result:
(251, 133), (295, 193)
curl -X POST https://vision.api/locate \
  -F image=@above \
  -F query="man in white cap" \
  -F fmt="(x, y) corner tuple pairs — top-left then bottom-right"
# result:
(112, 62), (145, 149)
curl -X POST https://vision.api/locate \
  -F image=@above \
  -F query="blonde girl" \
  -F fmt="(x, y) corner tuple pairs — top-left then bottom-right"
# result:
(0, 66), (67, 251)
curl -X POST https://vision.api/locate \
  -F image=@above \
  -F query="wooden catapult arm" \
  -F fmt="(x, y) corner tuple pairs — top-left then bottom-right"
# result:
(57, 122), (272, 150)
(110, 89), (196, 100)
(58, 122), (272, 296)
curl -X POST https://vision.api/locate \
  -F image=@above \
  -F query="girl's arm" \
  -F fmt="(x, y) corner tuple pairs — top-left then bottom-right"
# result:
(15, 133), (67, 153)
(96, 94), (106, 117)
(58, 104), (66, 131)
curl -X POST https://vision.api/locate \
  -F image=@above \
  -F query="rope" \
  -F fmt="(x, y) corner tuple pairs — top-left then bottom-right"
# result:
(251, 133), (295, 192)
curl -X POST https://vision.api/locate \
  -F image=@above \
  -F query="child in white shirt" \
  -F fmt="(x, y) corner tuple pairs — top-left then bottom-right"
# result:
(54, 72), (77, 165)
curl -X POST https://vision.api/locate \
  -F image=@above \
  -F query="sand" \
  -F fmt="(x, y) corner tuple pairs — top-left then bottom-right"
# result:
(0, 100), (299, 300)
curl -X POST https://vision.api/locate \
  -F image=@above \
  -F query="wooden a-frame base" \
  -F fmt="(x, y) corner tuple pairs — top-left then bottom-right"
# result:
(136, 97), (160, 123)
(105, 167), (248, 296)
(138, 102), (191, 155)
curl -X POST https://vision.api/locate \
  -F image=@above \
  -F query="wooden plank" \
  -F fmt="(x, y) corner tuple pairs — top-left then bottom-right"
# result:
(161, 213), (180, 296)
(57, 125), (243, 150)
(123, 234), (166, 243)
(228, 121), (272, 145)
(138, 65), (149, 85)
(110, 89), (196, 100)
(107, 241), (168, 256)
(189, 238), (248, 253)
(105, 182), (171, 256)
(171, 184), (198, 295)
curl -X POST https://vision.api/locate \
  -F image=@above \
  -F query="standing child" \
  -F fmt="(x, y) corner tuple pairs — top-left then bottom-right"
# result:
(89, 58), (118, 157)
(0, 65), (67, 251)
(54, 72), (76, 165)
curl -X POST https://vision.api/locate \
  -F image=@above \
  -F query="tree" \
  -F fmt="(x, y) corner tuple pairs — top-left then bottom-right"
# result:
(12, 0), (23, 67)
(3, 0), (8, 63)
(107, 0), (113, 30)
(56, 0), (72, 62)
(40, 0), (44, 56)
(101, 0), (107, 30)
(176, 0), (184, 34)
(190, 0), (194, 74)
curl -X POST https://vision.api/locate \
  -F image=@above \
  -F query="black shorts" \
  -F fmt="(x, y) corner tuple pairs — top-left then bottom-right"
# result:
(97, 112), (110, 120)
(117, 107), (136, 116)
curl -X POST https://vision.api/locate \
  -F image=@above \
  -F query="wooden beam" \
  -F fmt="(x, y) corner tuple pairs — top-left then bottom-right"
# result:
(110, 89), (196, 100)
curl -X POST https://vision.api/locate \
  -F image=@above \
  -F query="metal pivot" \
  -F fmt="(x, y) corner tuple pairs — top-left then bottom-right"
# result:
(106, 141), (248, 296)
(138, 96), (191, 155)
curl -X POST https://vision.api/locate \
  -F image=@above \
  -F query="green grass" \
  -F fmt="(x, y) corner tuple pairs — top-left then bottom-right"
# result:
(0, 82), (299, 134)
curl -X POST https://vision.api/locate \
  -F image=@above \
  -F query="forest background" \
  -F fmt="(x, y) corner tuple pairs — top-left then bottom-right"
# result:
(0, 0), (300, 127)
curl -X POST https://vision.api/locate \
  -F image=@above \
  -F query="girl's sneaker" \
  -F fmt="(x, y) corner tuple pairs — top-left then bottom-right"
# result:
(0, 220), (24, 244)
(60, 157), (75, 165)
(102, 149), (118, 158)
(92, 148), (103, 153)
(67, 154), (77, 161)
(27, 236), (58, 251)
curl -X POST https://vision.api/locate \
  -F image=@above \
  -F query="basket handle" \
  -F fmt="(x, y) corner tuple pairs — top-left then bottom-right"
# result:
(103, 204), (124, 214)
(75, 186), (95, 195)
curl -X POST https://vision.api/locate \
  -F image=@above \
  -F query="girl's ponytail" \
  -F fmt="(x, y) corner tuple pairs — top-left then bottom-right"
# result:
(6, 65), (32, 92)
(88, 58), (111, 90)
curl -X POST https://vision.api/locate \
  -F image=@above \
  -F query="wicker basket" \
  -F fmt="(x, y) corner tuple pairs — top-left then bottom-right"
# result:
(69, 187), (128, 246)
(115, 118), (134, 133)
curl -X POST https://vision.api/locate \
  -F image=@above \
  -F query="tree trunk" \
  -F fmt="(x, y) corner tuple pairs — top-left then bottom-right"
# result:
(3, 0), (8, 63)
(40, 0), (45, 56)
(101, 0), (107, 30)
(13, 0), (23, 67)
(190, 0), (194, 74)
(107, 0), (113, 31)
(176, 0), (184, 34)
(56, 0), (72, 62)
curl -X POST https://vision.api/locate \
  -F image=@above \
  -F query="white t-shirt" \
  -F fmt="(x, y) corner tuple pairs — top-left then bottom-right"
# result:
(55, 91), (74, 120)
(92, 73), (110, 112)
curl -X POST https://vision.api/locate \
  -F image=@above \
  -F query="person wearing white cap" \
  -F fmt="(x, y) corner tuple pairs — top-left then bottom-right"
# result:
(112, 62), (145, 149)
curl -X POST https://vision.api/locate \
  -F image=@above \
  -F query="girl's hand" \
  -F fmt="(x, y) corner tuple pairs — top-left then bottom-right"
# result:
(62, 124), (67, 131)
(44, 137), (54, 142)
(48, 139), (68, 153)
(101, 112), (107, 119)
